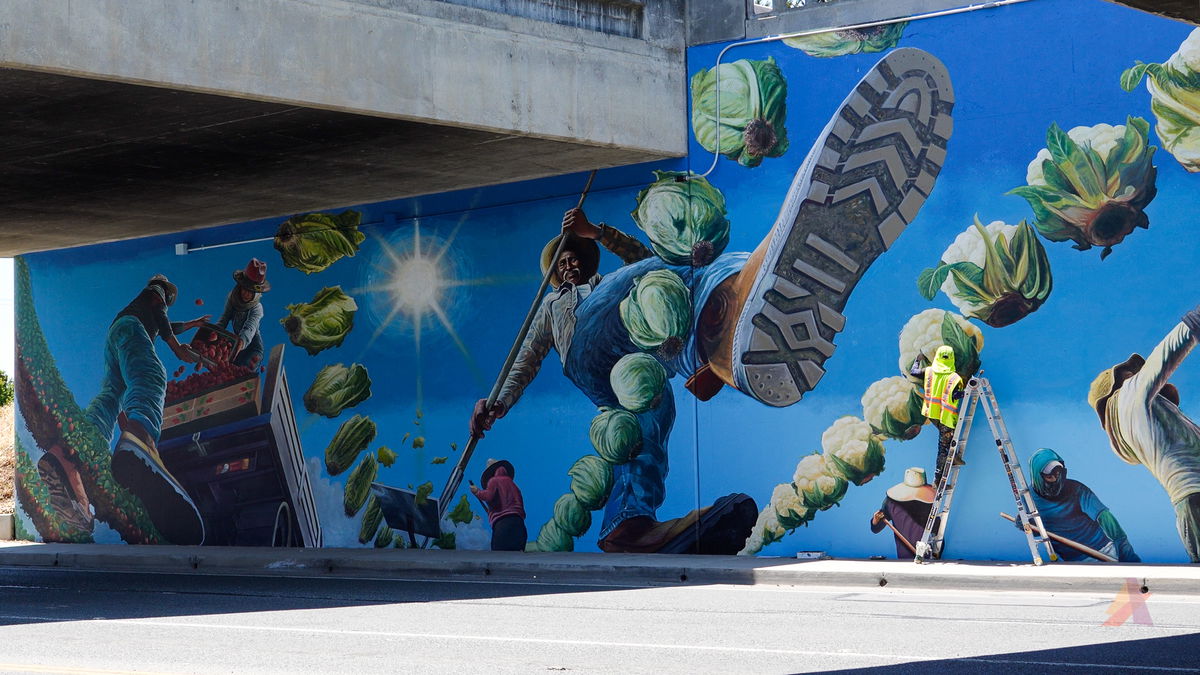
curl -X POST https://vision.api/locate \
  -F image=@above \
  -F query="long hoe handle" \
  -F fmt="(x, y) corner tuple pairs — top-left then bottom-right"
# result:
(437, 170), (598, 516)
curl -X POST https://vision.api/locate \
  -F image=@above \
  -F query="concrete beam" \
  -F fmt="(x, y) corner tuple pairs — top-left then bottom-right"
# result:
(0, 0), (687, 157)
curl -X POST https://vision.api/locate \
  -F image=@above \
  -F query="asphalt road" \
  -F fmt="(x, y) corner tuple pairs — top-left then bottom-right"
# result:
(0, 567), (1196, 674)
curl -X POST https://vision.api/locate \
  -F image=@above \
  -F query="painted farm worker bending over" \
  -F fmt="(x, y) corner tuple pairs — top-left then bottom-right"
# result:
(83, 274), (208, 544)
(470, 458), (527, 551)
(921, 345), (965, 486)
(870, 467), (935, 558)
(468, 49), (955, 554)
(216, 258), (270, 369)
(1089, 305), (1200, 562)
(1027, 448), (1139, 562)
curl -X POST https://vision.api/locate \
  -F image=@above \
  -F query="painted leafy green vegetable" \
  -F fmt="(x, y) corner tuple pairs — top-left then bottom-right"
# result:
(374, 525), (394, 548)
(535, 520), (574, 552)
(860, 376), (926, 441)
(412, 436), (426, 449)
(589, 407), (643, 465)
(620, 270), (692, 359)
(568, 455), (614, 511)
(783, 23), (906, 57)
(343, 454), (378, 517)
(631, 170), (730, 266)
(324, 414), (377, 475)
(282, 286), (358, 355)
(433, 531), (456, 550)
(1121, 28), (1200, 172)
(552, 494), (592, 538)
(447, 495), (474, 526)
(414, 481), (434, 506)
(430, 456), (447, 464)
(609, 352), (667, 414)
(274, 210), (366, 274)
(358, 497), (383, 544)
(303, 363), (372, 418)
(1009, 119), (1157, 259)
(918, 218), (1052, 328)
(691, 57), (789, 168)
(377, 446), (397, 467)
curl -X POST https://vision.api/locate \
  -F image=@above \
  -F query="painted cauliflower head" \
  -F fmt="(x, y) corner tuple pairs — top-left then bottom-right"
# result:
(918, 217), (1053, 328)
(771, 482), (812, 531)
(897, 309), (983, 383)
(1010, 118), (1157, 260)
(739, 505), (786, 555)
(820, 416), (886, 485)
(861, 376), (925, 441)
(792, 453), (848, 510)
(1122, 28), (1200, 172)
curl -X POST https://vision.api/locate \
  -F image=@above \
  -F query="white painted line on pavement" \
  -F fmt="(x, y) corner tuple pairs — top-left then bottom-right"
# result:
(1, 617), (1194, 672)
(0, 664), (177, 675)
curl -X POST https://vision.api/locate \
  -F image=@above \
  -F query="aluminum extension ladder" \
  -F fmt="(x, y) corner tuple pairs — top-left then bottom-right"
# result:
(914, 376), (1058, 565)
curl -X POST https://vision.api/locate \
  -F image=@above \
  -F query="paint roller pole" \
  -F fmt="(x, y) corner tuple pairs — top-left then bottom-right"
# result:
(437, 170), (599, 518)
(1000, 512), (1117, 563)
(880, 518), (918, 556)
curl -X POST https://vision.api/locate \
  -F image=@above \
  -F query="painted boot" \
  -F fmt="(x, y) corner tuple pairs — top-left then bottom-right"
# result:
(700, 48), (955, 407)
(111, 414), (205, 545)
(36, 445), (95, 537)
(598, 493), (757, 555)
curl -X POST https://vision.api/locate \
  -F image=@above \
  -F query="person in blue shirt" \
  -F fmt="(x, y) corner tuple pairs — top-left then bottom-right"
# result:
(1028, 448), (1139, 562)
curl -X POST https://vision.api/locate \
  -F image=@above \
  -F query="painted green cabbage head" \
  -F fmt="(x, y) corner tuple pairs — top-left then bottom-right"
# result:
(589, 407), (643, 465)
(619, 270), (692, 359)
(691, 57), (789, 168)
(282, 286), (358, 355)
(783, 23), (907, 58)
(552, 494), (592, 538)
(535, 519), (574, 552)
(343, 454), (378, 517)
(631, 171), (730, 266)
(303, 363), (372, 418)
(274, 210), (366, 274)
(609, 352), (667, 413)
(568, 455), (614, 511)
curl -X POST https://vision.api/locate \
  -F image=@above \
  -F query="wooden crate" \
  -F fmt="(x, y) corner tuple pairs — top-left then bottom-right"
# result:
(161, 374), (260, 440)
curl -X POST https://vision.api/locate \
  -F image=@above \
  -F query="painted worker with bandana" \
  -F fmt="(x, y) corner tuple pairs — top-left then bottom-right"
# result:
(920, 345), (966, 486)
(1089, 307), (1200, 562)
(215, 258), (271, 369)
(1027, 448), (1139, 562)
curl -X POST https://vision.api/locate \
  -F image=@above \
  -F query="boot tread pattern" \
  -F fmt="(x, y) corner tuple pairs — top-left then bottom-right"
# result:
(736, 49), (954, 407)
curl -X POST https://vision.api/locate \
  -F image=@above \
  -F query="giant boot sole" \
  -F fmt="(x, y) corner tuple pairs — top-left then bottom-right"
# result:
(732, 48), (955, 407)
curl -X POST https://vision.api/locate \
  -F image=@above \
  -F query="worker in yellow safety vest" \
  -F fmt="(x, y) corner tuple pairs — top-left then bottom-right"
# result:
(922, 345), (965, 486)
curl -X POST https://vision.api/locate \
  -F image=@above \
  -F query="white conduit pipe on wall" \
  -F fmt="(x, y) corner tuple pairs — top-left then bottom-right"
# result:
(694, 0), (1036, 179)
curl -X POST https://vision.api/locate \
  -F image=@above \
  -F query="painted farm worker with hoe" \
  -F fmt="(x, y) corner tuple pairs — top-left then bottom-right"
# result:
(469, 49), (955, 554)
(1089, 305), (1200, 562)
(1027, 448), (1139, 562)
(919, 345), (966, 486)
(470, 458), (527, 551)
(216, 258), (271, 369)
(870, 467), (935, 558)
(78, 274), (210, 544)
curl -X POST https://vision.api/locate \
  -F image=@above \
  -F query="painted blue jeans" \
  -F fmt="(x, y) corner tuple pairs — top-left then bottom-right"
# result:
(85, 315), (168, 443)
(563, 252), (747, 538)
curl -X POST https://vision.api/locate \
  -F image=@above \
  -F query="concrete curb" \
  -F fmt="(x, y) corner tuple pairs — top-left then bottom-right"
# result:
(0, 514), (13, 541)
(1, 543), (1197, 595)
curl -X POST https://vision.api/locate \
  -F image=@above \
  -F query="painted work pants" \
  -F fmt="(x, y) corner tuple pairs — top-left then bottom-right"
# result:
(562, 253), (746, 539)
(85, 315), (168, 443)
(1175, 492), (1200, 563)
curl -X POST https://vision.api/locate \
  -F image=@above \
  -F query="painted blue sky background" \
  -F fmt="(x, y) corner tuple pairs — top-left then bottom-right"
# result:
(18, 0), (1200, 561)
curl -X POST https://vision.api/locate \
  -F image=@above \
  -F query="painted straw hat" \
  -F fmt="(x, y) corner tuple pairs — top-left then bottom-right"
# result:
(886, 467), (935, 504)
(540, 233), (599, 289)
(480, 458), (515, 489)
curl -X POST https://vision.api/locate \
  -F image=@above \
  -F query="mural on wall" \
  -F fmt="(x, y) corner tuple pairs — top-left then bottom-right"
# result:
(13, 0), (1200, 563)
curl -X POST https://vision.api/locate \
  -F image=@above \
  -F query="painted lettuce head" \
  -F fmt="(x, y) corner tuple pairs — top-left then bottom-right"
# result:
(783, 24), (907, 58)
(1009, 119), (1157, 260)
(691, 57), (789, 168)
(1122, 28), (1200, 172)
(282, 286), (358, 355)
(918, 218), (1052, 328)
(631, 171), (730, 266)
(303, 363), (372, 418)
(568, 455), (613, 511)
(609, 352), (667, 413)
(274, 210), (366, 274)
(619, 270), (692, 359)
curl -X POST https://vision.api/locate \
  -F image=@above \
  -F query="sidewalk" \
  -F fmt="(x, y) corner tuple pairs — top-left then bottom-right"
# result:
(2, 541), (1197, 594)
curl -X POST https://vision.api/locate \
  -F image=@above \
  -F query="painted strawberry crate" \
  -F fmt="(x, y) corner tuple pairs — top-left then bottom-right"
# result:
(161, 373), (260, 440)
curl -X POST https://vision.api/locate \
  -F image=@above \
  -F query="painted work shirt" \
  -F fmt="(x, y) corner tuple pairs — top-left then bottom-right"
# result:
(1107, 322), (1200, 505)
(498, 227), (652, 410)
(870, 497), (931, 558)
(115, 285), (174, 340)
(1032, 479), (1121, 562)
(216, 294), (264, 349)
(472, 467), (525, 526)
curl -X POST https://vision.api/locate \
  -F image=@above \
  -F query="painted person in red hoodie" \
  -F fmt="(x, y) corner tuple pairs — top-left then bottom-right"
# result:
(470, 458), (527, 551)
